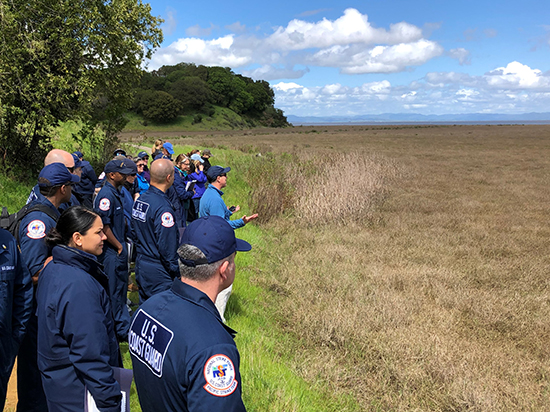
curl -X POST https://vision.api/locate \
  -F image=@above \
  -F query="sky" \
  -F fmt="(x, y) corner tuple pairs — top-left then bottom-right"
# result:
(144, 0), (550, 117)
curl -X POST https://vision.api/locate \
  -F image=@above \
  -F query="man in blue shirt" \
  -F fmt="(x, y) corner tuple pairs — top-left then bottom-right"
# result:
(94, 159), (133, 342)
(0, 228), (32, 410)
(18, 162), (79, 412)
(199, 166), (258, 229)
(130, 216), (251, 412)
(131, 159), (179, 302)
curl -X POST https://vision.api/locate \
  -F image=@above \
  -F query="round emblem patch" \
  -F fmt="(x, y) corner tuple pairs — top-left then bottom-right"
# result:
(161, 212), (174, 228)
(27, 220), (46, 239)
(203, 354), (238, 397)
(99, 198), (110, 211)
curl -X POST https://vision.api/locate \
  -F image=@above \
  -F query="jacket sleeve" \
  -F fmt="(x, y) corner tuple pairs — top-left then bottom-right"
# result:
(11, 237), (33, 344)
(190, 171), (207, 184)
(186, 344), (246, 412)
(61, 281), (122, 411)
(85, 163), (98, 185)
(18, 214), (53, 276)
(154, 208), (180, 277)
(173, 172), (194, 202)
(207, 197), (245, 229)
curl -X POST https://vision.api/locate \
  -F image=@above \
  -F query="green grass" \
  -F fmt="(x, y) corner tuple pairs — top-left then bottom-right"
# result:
(123, 106), (252, 132)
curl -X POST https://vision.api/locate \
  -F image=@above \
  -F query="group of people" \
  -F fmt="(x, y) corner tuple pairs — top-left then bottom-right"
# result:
(1, 141), (258, 411)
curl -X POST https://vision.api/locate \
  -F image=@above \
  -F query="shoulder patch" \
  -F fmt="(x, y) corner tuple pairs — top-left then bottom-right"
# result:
(203, 354), (238, 397)
(132, 200), (150, 223)
(161, 212), (174, 228)
(99, 198), (110, 211)
(128, 309), (174, 378)
(26, 220), (46, 239)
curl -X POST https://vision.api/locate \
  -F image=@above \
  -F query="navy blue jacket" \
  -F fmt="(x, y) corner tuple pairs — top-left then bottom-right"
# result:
(0, 228), (33, 345)
(73, 160), (98, 198)
(19, 197), (60, 277)
(131, 186), (179, 296)
(36, 246), (121, 411)
(94, 181), (126, 252)
(167, 167), (194, 228)
(130, 280), (246, 412)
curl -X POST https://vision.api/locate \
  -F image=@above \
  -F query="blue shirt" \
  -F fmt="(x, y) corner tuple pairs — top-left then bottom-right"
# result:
(19, 197), (60, 276)
(130, 280), (246, 412)
(0, 228), (33, 345)
(199, 185), (244, 229)
(94, 181), (126, 250)
(36, 245), (121, 411)
(131, 186), (179, 275)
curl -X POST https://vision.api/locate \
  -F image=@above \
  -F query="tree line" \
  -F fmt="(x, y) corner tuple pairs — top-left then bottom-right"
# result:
(132, 63), (288, 128)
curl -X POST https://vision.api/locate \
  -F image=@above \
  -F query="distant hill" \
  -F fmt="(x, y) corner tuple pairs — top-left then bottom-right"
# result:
(288, 112), (550, 125)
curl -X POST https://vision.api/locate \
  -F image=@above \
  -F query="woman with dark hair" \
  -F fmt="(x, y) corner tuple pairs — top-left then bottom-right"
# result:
(36, 206), (122, 411)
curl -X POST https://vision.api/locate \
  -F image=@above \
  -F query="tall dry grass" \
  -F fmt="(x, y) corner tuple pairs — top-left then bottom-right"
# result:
(239, 125), (550, 411)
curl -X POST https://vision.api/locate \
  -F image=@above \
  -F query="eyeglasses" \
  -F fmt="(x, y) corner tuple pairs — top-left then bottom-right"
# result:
(137, 164), (145, 168)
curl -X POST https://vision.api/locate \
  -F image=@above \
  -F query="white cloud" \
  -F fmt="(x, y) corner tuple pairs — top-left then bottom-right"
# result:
(149, 8), (441, 77)
(273, 61), (550, 116)
(163, 8), (178, 36)
(242, 65), (309, 81)
(186, 23), (218, 37)
(448, 48), (471, 65)
(485, 61), (550, 89)
(225, 22), (246, 34)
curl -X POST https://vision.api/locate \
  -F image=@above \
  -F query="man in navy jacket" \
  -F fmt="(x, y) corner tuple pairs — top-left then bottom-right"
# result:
(130, 216), (251, 411)
(131, 159), (179, 302)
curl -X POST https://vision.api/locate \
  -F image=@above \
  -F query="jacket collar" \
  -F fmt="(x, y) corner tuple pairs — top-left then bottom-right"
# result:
(170, 278), (237, 337)
(208, 184), (224, 196)
(52, 245), (109, 292)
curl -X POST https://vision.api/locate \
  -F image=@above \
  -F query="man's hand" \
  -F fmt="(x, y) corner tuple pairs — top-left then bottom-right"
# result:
(242, 214), (259, 224)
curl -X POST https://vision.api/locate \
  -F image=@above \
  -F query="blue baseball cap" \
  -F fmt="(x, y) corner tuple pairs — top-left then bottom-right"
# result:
(73, 151), (83, 159)
(137, 151), (149, 159)
(113, 148), (126, 157)
(206, 165), (231, 180)
(38, 163), (80, 187)
(179, 216), (251, 266)
(163, 142), (174, 155)
(104, 159), (134, 175)
(190, 153), (204, 163)
(71, 153), (82, 169)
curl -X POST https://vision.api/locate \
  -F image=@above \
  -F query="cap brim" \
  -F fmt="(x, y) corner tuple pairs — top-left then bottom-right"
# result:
(70, 174), (80, 183)
(223, 167), (231, 173)
(235, 238), (252, 252)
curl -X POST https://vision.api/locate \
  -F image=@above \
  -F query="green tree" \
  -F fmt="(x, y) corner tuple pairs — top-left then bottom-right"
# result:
(169, 77), (211, 111)
(0, 0), (163, 170)
(142, 91), (181, 123)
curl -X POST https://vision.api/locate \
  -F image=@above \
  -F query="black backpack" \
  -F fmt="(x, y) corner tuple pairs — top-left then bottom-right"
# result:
(0, 204), (59, 242)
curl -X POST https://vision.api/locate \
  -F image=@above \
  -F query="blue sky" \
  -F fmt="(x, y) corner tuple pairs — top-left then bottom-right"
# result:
(144, 0), (550, 116)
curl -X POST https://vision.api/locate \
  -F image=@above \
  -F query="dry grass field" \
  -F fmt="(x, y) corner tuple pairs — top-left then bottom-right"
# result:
(127, 124), (550, 411)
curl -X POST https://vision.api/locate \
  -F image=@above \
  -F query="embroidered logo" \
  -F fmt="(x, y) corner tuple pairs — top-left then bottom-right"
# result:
(99, 198), (110, 211)
(128, 309), (174, 378)
(203, 354), (238, 397)
(27, 220), (46, 239)
(161, 212), (174, 228)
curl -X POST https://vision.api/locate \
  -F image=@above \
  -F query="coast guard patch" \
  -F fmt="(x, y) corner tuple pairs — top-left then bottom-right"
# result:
(27, 220), (46, 239)
(132, 200), (150, 223)
(99, 198), (110, 211)
(203, 354), (238, 397)
(161, 212), (174, 228)
(128, 309), (174, 378)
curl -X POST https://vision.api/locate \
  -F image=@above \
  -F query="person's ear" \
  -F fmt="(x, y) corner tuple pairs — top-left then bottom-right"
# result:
(219, 260), (230, 282)
(72, 232), (83, 247)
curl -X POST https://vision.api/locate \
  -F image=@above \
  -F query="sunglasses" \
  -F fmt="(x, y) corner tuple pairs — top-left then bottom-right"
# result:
(67, 166), (75, 173)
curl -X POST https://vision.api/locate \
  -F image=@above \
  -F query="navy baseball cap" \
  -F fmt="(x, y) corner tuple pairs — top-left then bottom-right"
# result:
(206, 165), (231, 180)
(104, 159), (134, 175)
(38, 163), (80, 187)
(122, 158), (138, 174)
(179, 216), (251, 266)
(73, 151), (84, 159)
(137, 151), (149, 159)
(71, 153), (82, 169)
(163, 142), (175, 155)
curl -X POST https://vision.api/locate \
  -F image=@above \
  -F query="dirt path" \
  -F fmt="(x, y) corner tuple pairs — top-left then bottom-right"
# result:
(4, 361), (17, 411)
